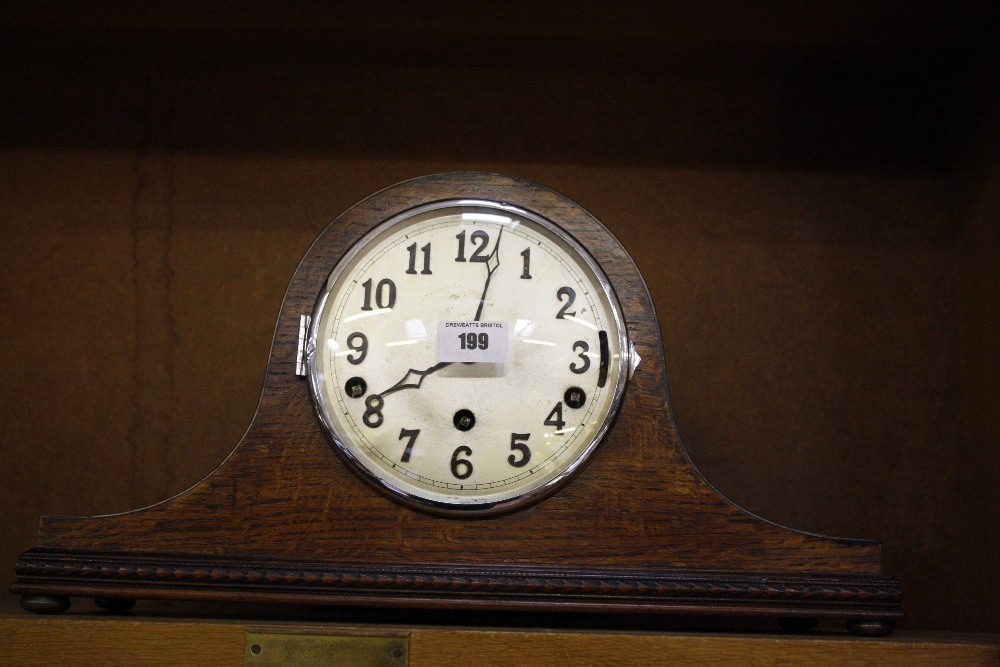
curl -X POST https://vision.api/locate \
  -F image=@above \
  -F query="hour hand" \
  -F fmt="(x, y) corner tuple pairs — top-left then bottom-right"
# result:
(378, 361), (451, 398)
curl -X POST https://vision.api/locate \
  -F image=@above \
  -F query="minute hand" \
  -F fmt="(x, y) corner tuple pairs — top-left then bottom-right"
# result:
(474, 227), (503, 322)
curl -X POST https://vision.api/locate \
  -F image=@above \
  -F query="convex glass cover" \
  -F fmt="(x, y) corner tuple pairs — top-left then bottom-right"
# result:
(308, 200), (629, 514)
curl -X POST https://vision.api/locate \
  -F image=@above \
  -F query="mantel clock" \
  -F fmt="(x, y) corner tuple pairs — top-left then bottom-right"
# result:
(12, 173), (902, 636)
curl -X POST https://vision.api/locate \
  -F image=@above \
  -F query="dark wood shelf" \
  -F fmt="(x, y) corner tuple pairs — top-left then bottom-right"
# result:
(3, 602), (999, 667)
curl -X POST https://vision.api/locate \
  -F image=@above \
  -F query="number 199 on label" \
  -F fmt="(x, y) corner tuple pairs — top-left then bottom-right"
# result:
(459, 332), (489, 350)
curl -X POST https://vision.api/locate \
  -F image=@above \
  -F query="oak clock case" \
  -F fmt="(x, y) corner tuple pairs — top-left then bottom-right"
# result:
(12, 172), (902, 636)
(307, 201), (629, 515)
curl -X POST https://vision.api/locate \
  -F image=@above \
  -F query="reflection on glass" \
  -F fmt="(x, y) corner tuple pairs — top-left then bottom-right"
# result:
(513, 320), (535, 337)
(406, 319), (428, 340)
(343, 308), (391, 323)
(562, 315), (598, 331)
(327, 339), (353, 357)
(461, 213), (512, 224)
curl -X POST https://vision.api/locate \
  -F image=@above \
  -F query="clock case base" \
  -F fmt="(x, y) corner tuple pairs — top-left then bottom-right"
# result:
(11, 172), (902, 632)
(14, 548), (901, 626)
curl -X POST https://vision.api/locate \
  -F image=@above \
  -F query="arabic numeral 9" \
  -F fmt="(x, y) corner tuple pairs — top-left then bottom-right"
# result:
(346, 332), (368, 365)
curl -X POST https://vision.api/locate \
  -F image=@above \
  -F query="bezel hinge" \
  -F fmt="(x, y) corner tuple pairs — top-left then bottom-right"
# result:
(295, 315), (312, 377)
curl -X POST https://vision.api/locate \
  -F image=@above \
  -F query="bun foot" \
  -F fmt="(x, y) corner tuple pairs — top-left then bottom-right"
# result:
(847, 619), (896, 637)
(20, 595), (71, 615)
(778, 617), (818, 632)
(94, 597), (136, 612)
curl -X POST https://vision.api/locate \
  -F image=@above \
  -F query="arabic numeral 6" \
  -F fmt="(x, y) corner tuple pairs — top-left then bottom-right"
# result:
(450, 446), (473, 479)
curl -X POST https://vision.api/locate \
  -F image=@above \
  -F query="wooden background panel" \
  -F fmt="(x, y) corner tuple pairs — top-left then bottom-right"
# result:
(1, 1), (998, 631)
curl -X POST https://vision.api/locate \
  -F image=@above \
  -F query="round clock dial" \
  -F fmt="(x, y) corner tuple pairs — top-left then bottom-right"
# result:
(308, 199), (629, 514)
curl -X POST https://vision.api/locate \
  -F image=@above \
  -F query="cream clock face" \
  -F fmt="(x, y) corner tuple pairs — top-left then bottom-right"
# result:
(307, 200), (629, 514)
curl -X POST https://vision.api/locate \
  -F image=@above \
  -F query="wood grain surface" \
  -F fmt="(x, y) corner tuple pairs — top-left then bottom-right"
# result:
(12, 173), (900, 619)
(412, 628), (1000, 667)
(1, 615), (244, 667)
(2, 608), (998, 667)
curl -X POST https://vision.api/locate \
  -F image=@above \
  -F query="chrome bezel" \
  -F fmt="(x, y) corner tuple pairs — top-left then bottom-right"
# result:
(307, 199), (630, 516)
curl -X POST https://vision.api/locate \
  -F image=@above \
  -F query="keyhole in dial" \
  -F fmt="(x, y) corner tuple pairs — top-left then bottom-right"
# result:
(564, 387), (587, 409)
(345, 377), (367, 398)
(453, 409), (476, 432)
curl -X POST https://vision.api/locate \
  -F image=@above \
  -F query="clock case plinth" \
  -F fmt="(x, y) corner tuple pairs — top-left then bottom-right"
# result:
(12, 172), (902, 631)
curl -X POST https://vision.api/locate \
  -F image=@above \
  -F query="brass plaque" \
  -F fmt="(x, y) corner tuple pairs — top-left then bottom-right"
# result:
(244, 628), (408, 667)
